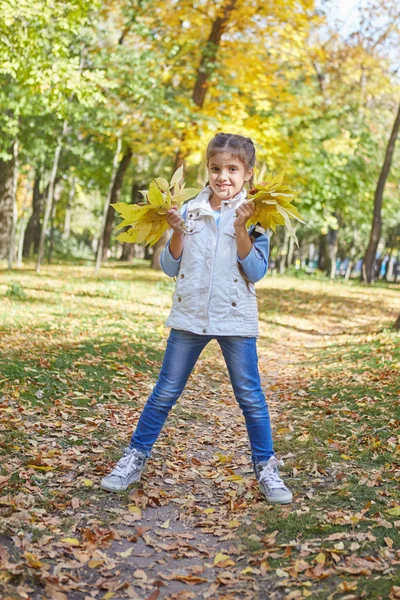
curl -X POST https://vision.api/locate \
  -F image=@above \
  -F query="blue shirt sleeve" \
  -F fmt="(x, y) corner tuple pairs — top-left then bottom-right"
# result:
(237, 229), (269, 283)
(160, 205), (187, 278)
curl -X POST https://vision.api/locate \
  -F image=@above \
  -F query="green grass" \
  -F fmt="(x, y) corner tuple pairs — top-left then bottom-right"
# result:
(0, 262), (399, 600)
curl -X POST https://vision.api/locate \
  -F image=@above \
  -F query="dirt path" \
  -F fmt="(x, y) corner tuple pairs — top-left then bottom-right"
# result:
(81, 323), (329, 600)
(2, 276), (399, 600)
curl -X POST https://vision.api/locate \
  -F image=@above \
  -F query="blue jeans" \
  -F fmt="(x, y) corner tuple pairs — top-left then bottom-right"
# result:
(130, 329), (274, 466)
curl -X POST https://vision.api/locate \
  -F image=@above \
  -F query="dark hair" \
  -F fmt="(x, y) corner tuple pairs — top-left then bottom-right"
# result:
(206, 132), (256, 187)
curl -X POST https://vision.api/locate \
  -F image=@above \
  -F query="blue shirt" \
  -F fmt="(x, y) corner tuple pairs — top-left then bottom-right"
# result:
(160, 203), (269, 284)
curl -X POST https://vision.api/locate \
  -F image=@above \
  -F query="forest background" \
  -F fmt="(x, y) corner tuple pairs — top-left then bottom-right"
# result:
(0, 0), (399, 283)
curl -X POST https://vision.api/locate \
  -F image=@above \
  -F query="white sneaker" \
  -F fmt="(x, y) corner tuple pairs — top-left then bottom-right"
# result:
(255, 456), (292, 504)
(101, 448), (147, 492)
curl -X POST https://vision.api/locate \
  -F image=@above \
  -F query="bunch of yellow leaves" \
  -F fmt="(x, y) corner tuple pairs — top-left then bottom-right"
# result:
(112, 166), (200, 246)
(246, 167), (305, 245)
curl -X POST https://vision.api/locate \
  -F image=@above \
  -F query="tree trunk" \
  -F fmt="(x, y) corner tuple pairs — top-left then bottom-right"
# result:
(149, 231), (167, 270)
(173, 0), (237, 172)
(153, 0), (237, 269)
(97, 144), (132, 266)
(95, 136), (123, 272)
(344, 260), (352, 281)
(63, 176), (75, 240)
(36, 120), (68, 273)
(0, 146), (15, 260)
(287, 230), (295, 268)
(7, 139), (19, 268)
(120, 242), (136, 261)
(279, 230), (289, 275)
(363, 102), (400, 284)
(318, 233), (328, 271)
(48, 182), (62, 264)
(23, 173), (44, 257)
(394, 314), (400, 330)
(327, 225), (339, 279)
(16, 177), (32, 268)
(192, 0), (237, 108)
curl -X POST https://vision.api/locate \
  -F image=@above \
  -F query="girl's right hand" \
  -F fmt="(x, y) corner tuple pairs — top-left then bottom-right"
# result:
(166, 205), (184, 234)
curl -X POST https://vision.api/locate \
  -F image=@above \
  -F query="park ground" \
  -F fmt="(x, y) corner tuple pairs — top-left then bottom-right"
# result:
(0, 263), (399, 600)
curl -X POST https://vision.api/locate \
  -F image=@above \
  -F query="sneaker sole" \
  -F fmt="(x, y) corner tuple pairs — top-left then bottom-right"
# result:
(100, 472), (143, 492)
(259, 485), (292, 504)
(265, 496), (292, 504)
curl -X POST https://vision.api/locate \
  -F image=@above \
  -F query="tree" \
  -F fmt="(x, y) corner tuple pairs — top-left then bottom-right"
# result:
(362, 102), (400, 283)
(0, 146), (16, 259)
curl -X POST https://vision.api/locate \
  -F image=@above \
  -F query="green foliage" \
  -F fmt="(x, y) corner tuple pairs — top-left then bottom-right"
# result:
(5, 281), (27, 299)
(0, 0), (399, 269)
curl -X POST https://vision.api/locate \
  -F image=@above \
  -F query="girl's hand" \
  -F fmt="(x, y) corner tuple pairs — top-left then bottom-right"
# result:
(166, 205), (184, 234)
(234, 201), (255, 230)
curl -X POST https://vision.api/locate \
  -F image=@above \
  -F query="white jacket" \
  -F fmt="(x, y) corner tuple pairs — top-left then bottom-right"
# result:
(164, 187), (263, 337)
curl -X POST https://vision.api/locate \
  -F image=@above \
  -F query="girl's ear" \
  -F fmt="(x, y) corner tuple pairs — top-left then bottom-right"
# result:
(244, 167), (254, 182)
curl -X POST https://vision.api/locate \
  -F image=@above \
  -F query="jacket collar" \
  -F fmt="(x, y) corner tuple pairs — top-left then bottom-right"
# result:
(189, 186), (247, 213)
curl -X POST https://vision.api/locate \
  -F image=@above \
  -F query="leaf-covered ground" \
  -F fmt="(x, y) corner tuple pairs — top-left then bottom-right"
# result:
(0, 263), (399, 600)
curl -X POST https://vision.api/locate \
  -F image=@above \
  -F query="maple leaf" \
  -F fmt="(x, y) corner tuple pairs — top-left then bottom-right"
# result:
(112, 165), (200, 246)
(246, 168), (305, 246)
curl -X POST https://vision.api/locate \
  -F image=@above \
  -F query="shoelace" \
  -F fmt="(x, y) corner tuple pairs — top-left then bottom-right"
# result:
(259, 458), (285, 490)
(113, 449), (142, 476)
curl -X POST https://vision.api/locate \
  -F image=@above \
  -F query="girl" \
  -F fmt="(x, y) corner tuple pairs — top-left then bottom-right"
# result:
(101, 133), (292, 504)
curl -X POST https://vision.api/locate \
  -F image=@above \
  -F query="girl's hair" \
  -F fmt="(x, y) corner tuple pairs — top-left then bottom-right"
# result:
(206, 132), (256, 187)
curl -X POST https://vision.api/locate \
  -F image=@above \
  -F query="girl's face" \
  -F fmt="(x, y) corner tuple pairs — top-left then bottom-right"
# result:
(207, 152), (253, 205)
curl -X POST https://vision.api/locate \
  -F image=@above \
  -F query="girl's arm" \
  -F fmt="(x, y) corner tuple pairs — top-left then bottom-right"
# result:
(234, 202), (269, 283)
(237, 232), (269, 283)
(160, 205), (187, 277)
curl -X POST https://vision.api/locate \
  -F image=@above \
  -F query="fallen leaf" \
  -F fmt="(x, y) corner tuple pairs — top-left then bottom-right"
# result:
(60, 538), (81, 546)
(387, 506), (400, 517)
(119, 547), (135, 558)
(160, 519), (170, 528)
(128, 505), (142, 520)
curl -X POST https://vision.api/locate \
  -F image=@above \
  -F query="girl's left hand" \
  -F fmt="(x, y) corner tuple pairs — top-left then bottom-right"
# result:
(234, 202), (255, 229)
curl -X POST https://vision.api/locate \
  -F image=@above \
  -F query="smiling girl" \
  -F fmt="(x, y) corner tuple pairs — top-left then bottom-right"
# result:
(101, 132), (292, 505)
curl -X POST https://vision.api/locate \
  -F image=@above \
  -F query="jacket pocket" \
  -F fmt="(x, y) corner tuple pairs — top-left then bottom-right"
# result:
(185, 219), (205, 235)
(223, 224), (237, 239)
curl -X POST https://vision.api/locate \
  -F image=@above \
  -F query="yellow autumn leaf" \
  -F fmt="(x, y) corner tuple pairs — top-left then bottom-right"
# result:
(154, 177), (169, 192)
(24, 552), (43, 568)
(386, 506), (400, 516)
(224, 474), (243, 482)
(214, 553), (231, 565)
(241, 566), (253, 574)
(27, 465), (53, 471)
(112, 167), (199, 247)
(103, 592), (114, 600)
(119, 547), (134, 558)
(275, 568), (288, 577)
(160, 519), (170, 528)
(148, 180), (165, 207)
(170, 164), (184, 187)
(60, 538), (81, 546)
(315, 553), (326, 564)
(228, 520), (240, 528)
(88, 559), (104, 568)
(203, 508), (215, 515)
(247, 170), (305, 246)
(128, 505), (142, 519)
(83, 478), (93, 487)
